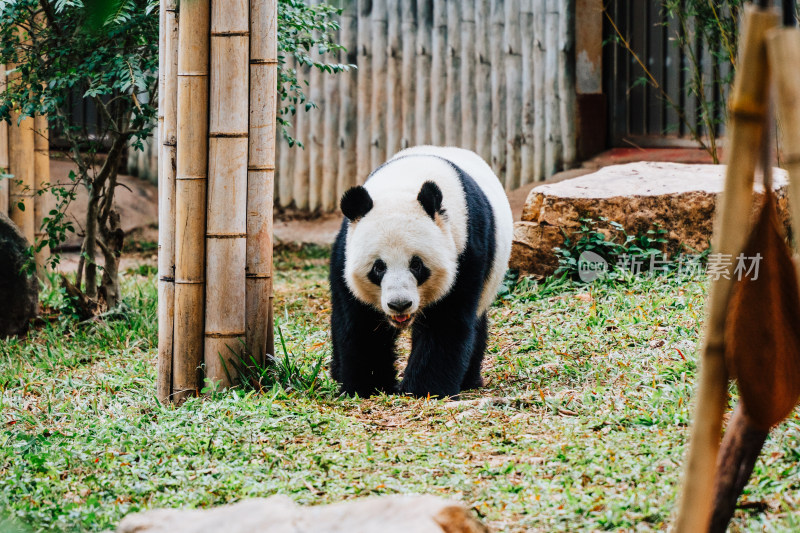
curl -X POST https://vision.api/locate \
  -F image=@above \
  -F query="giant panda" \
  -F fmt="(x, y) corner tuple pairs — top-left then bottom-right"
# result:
(329, 146), (513, 398)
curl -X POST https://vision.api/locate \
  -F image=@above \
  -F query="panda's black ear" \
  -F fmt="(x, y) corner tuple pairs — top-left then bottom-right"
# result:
(417, 181), (443, 220)
(340, 185), (373, 221)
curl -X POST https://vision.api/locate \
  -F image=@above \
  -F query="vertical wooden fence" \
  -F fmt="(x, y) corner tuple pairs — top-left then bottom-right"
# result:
(274, 0), (577, 211)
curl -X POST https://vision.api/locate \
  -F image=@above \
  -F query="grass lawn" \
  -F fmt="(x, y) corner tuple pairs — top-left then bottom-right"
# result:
(2, 246), (800, 532)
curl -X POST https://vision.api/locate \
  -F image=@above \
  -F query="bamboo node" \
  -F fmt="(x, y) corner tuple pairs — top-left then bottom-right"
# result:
(248, 165), (276, 171)
(206, 232), (247, 239)
(205, 331), (246, 338)
(250, 59), (279, 65)
(211, 31), (249, 37)
(245, 273), (273, 279)
(209, 132), (249, 138)
(174, 280), (205, 285)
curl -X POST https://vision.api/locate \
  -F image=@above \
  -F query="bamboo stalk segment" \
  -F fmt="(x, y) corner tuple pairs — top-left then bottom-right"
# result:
(400, 1), (416, 150)
(475, 0), (492, 163)
(277, 55), (296, 208)
(172, 0), (210, 401)
(356, 0), (373, 183)
(337, 0), (358, 198)
(321, 26), (341, 212)
(385, 0), (402, 157)
(544, 0), (562, 178)
(292, 61), (310, 207)
(205, 0), (249, 387)
(490, 0), (506, 178)
(504, 0), (522, 189)
(157, 0), (179, 404)
(559, 0), (576, 169)
(675, 7), (780, 532)
(247, 0), (278, 365)
(415, 0), (433, 146)
(520, 0), (535, 184)
(370, 0), (388, 168)
(768, 28), (800, 257)
(445, 0), (461, 147)
(431, 0), (447, 146)
(309, 0), (325, 212)
(533, 0), (546, 182)
(0, 64), (8, 216)
(33, 114), (51, 274)
(460, 1), (476, 151)
(8, 110), (35, 244)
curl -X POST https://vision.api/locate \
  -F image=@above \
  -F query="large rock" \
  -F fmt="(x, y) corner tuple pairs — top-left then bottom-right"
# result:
(116, 494), (488, 533)
(510, 162), (791, 277)
(0, 212), (38, 337)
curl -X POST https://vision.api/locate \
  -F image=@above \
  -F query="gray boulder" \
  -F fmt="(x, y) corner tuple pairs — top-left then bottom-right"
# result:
(0, 212), (38, 337)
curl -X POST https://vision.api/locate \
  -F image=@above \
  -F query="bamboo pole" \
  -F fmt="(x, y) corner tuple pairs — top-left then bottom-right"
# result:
(8, 109), (35, 244)
(475, 0), (492, 163)
(157, 0), (179, 404)
(292, 61), (310, 207)
(504, 0), (522, 190)
(309, 0), (325, 212)
(278, 55), (296, 208)
(415, 0), (433, 146)
(520, 0), (535, 184)
(445, 0), (462, 147)
(533, 0), (545, 182)
(431, 0), (447, 146)
(246, 0), (278, 366)
(337, 0), (358, 198)
(370, 0), (388, 168)
(33, 114), (50, 274)
(0, 64), (8, 216)
(544, 0), (562, 178)
(385, 0), (402, 157)
(321, 16), (341, 212)
(172, 0), (210, 401)
(675, 7), (780, 531)
(558, 0), (576, 169)
(205, 0), (249, 387)
(400, 1), (416, 150)
(768, 28), (800, 255)
(490, 0), (506, 179)
(356, 0), (372, 182)
(460, 1), (476, 151)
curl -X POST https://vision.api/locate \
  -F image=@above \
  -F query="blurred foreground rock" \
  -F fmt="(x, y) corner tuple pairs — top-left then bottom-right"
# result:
(0, 212), (38, 337)
(510, 162), (791, 277)
(116, 494), (488, 533)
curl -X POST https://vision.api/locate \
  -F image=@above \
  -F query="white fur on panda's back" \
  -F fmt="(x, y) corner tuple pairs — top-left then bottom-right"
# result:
(389, 146), (513, 315)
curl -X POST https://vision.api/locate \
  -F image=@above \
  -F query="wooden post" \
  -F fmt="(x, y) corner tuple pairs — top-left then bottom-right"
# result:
(675, 7), (780, 531)
(246, 0), (278, 365)
(768, 28), (800, 256)
(309, 0), (326, 212)
(460, 1), (476, 151)
(205, 0), (250, 386)
(559, 0), (577, 169)
(278, 55), (296, 208)
(8, 109), (35, 244)
(386, 0), (403, 158)
(0, 64), (8, 216)
(33, 114), (51, 274)
(490, 0), (506, 180)
(400, 1), (417, 150)
(172, 0), (210, 401)
(321, 15), (341, 212)
(520, 0), (535, 185)
(544, 0), (562, 178)
(533, 0), (546, 182)
(504, 0), (522, 190)
(337, 0), (358, 198)
(370, 0), (388, 169)
(445, 0), (462, 147)
(292, 61), (310, 207)
(431, 0), (447, 146)
(475, 0), (492, 163)
(356, 0), (372, 183)
(415, 0), (433, 146)
(157, 0), (179, 404)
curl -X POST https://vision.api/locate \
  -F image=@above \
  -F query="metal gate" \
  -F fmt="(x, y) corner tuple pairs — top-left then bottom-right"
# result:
(603, 0), (733, 148)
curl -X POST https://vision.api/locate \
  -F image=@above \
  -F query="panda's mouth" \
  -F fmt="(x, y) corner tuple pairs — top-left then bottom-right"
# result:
(388, 313), (414, 328)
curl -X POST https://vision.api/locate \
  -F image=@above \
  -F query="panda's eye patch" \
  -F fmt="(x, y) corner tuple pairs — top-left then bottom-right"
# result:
(409, 255), (430, 285)
(368, 259), (387, 286)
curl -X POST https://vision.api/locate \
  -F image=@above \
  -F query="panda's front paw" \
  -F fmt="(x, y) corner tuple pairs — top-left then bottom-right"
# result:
(399, 378), (458, 399)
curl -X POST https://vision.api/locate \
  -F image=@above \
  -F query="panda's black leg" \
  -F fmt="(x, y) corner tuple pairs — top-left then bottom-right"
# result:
(461, 312), (488, 390)
(330, 298), (399, 397)
(400, 313), (476, 398)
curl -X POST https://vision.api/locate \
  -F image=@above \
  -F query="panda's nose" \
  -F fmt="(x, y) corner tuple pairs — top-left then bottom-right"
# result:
(388, 299), (412, 312)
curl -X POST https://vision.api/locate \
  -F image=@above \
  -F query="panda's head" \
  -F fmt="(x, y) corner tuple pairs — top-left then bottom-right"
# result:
(340, 180), (458, 329)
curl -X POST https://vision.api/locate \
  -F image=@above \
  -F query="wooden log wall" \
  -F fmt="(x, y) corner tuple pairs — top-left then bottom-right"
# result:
(274, 0), (577, 211)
